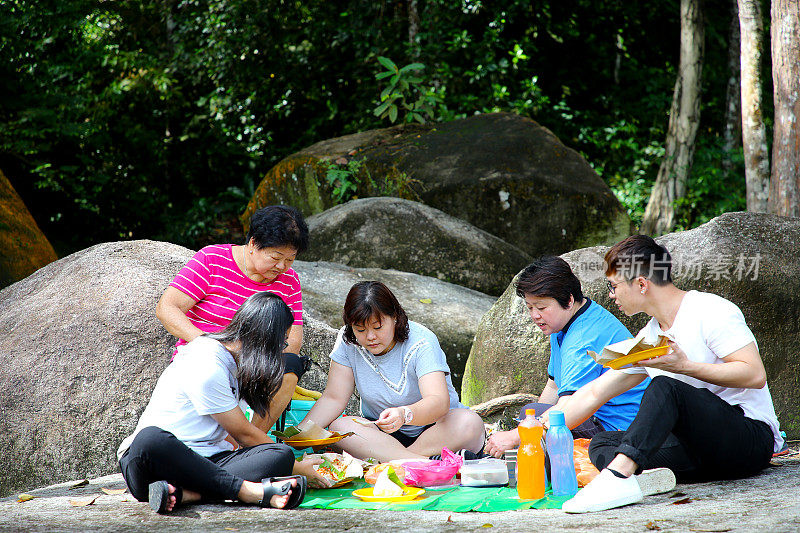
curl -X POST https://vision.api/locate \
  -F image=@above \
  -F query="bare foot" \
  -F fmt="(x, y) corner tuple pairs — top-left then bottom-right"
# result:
(238, 478), (296, 508)
(266, 478), (296, 508)
(164, 484), (179, 512)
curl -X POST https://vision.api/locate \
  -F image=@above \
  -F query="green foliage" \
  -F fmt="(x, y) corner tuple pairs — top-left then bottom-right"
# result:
(0, 0), (749, 251)
(324, 159), (364, 203)
(373, 57), (443, 124)
(578, 116), (666, 227)
(169, 177), (255, 247)
(323, 158), (420, 204)
(673, 137), (746, 231)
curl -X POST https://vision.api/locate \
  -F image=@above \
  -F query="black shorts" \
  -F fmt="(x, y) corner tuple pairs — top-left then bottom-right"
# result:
(388, 424), (435, 448)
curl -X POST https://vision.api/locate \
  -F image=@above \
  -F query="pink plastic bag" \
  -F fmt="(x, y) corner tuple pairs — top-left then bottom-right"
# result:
(401, 447), (463, 487)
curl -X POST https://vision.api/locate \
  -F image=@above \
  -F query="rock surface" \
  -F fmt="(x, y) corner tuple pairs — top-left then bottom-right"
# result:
(294, 260), (496, 390)
(0, 169), (58, 288)
(461, 212), (800, 440)
(242, 113), (632, 257)
(305, 197), (532, 296)
(1, 453), (797, 532)
(0, 241), (339, 498)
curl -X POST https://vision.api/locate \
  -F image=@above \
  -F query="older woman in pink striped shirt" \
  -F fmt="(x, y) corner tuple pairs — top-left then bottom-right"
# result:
(156, 205), (309, 434)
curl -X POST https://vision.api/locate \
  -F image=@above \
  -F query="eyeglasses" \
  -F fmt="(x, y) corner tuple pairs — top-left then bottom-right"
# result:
(606, 279), (625, 295)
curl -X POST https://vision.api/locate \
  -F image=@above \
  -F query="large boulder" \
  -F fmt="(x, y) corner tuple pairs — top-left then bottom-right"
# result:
(242, 113), (632, 257)
(294, 260), (496, 391)
(0, 169), (58, 288)
(241, 125), (417, 217)
(305, 197), (532, 296)
(0, 241), (339, 497)
(461, 212), (800, 439)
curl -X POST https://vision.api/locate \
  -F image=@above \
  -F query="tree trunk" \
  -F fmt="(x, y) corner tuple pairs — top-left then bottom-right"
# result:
(739, 0), (771, 212)
(769, 0), (800, 216)
(641, 0), (705, 235)
(408, 0), (420, 53)
(723, 0), (742, 178)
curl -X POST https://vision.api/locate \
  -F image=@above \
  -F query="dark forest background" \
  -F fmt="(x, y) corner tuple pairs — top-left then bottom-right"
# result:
(1, 0), (766, 255)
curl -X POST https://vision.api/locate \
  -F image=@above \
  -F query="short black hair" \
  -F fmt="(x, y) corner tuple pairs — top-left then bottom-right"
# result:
(342, 281), (410, 346)
(604, 235), (672, 285)
(515, 256), (584, 309)
(245, 205), (309, 253)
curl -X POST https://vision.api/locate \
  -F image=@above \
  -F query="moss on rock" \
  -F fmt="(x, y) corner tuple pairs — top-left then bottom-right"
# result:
(0, 169), (57, 288)
(243, 113), (632, 256)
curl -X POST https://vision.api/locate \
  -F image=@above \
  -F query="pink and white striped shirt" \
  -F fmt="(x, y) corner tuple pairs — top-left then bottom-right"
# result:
(170, 244), (303, 352)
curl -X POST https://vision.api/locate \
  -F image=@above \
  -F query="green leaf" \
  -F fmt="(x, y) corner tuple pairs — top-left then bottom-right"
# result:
(377, 56), (397, 71)
(399, 62), (425, 73)
(375, 70), (394, 80)
(388, 105), (398, 123)
(374, 99), (393, 115)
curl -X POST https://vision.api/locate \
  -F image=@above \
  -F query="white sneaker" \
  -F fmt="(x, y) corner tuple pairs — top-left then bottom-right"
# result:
(562, 469), (643, 513)
(635, 468), (676, 496)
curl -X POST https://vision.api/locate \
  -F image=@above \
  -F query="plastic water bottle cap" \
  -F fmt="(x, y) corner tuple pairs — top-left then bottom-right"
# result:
(549, 410), (566, 426)
(525, 409), (536, 416)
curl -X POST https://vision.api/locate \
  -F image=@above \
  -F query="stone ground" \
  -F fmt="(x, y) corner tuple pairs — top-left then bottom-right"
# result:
(1, 449), (798, 533)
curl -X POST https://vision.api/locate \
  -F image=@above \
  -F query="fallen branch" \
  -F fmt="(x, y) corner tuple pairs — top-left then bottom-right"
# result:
(469, 393), (539, 417)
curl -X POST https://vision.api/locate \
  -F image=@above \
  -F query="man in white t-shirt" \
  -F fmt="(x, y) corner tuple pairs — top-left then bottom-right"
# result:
(558, 236), (783, 514)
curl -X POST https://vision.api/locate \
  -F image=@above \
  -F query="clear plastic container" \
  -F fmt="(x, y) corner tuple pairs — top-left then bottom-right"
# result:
(460, 458), (510, 487)
(546, 410), (578, 497)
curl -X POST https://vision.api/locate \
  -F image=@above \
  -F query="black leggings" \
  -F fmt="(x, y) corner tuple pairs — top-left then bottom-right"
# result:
(588, 376), (774, 482)
(119, 426), (296, 502)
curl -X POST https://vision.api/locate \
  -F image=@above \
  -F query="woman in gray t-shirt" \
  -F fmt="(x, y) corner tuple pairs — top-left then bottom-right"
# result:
(301, 281), (485, 462)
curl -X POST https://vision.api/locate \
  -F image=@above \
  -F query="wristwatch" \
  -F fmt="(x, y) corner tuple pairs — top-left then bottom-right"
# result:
(402, 406), (413, 424)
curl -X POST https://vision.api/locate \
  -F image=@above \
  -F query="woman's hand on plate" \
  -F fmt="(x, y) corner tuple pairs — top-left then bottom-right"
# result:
(293, 455), (333, 489)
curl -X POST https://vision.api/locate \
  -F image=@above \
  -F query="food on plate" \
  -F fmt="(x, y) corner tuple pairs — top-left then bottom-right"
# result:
(273, 419), (333, 442)
(311, 452), (366, 485)
(365, 463), (406, 484)
(373, 465), (409, 497)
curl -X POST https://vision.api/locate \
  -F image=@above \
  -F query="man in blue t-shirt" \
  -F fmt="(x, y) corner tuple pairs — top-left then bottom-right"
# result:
(484, 256), (649, 458)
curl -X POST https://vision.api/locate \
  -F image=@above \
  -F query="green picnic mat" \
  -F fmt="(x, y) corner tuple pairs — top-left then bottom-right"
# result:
(298, 481), (573, 512)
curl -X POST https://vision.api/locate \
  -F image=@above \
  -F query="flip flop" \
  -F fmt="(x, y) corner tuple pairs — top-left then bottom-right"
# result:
(148, 480), (183, 514)
(260, 475), (306, 509)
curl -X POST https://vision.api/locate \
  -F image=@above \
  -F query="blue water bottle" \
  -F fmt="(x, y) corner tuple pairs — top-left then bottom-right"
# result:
(545, 410), (578, 497)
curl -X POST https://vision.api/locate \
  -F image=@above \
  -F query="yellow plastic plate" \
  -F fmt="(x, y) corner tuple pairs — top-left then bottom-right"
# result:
(603, 345), (670, 370)
(282, 435), (343, 448)
(352, 487), (425, 502)
(279, 431), (355, 449)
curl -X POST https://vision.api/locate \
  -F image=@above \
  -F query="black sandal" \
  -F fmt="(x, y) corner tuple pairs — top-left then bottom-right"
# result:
(259, 475), (306, 509)
(148, 480), (183, 514)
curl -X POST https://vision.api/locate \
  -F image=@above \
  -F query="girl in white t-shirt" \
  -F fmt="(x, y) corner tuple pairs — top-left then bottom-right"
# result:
(301, 281), (486, 462)
(560, 236), (783, 514)
(118, 292), (328, 514)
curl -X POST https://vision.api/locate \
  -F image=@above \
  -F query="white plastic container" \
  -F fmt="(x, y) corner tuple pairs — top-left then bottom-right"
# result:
(460, 458), (509, 487)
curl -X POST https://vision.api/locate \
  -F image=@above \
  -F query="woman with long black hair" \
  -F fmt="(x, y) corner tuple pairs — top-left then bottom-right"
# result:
(117, 292), (328, 513)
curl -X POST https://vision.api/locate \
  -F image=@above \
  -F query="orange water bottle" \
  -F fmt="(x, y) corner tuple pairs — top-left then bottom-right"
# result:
(516, 409), (545, 500)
